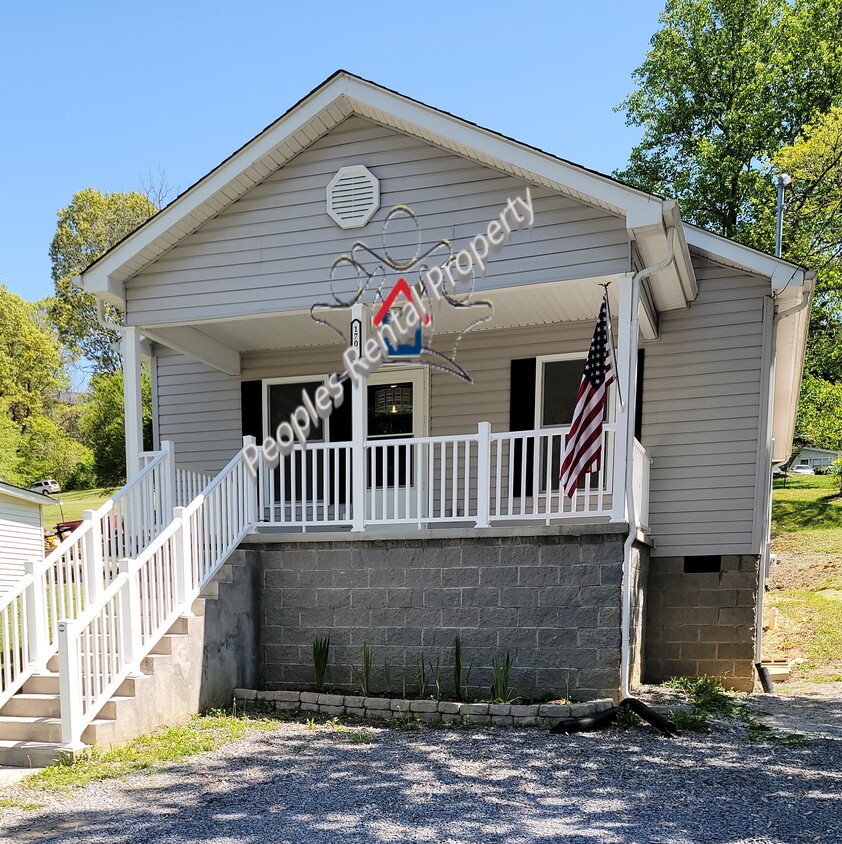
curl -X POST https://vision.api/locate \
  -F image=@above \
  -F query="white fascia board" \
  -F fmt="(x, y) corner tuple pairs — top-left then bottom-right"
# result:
(142, 325), (241, 376)
(662, 200), (698, 301)
(79, 76), (355, 304)
(685, 225), (805, 288)
(344, 77), (663, 224)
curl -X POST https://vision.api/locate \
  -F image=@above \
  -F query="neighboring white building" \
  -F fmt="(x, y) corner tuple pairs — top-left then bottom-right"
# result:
(793, 447), (839, 469)
(0, 481), (58, 595)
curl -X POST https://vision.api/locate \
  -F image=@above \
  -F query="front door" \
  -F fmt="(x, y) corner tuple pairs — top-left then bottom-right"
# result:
(366, 368), (427, 521)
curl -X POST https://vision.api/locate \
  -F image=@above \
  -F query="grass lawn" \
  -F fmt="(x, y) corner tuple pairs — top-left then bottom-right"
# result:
(768, 473), (842, 685)
(47, 487), (119, 526)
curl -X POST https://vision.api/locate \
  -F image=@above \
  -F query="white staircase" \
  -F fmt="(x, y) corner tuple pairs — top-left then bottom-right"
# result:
(0, 439), (256, 767)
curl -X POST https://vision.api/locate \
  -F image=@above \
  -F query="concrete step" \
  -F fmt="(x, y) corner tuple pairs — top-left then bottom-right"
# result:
(1, 694), (61, 719)
(0, 739), (82, 768)
(150, 634), (188, 656)
(168, 616), (190, 635)
(215, 564), (234, 584)
(0, 715), (112, 744)
(199, 580), (219, 600)
(22, 673), (59, 696)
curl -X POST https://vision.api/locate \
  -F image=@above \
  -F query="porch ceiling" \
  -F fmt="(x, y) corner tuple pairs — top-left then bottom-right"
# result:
(144, 273), (658, 366)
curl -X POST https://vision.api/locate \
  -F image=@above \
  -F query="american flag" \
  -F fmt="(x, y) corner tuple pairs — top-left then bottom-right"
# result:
(559, 291), (617, 499)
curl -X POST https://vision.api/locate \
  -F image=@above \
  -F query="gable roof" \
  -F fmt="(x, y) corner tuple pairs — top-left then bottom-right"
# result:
(78, 70), (699, 309)
(0, 481), (59, 507)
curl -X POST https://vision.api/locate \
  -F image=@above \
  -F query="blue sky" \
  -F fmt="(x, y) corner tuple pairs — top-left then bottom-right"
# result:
(0, 1), (665, 303)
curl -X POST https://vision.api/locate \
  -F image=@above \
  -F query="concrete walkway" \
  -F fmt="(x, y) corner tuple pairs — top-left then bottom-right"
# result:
(745, 686), (842, 741)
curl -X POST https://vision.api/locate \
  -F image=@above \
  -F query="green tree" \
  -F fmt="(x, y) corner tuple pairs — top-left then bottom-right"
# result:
(0, 285), (65, 428)
(0, 402), (22, 485)
(17, 416), (92, 490)
(616, 0), (842, 241)
(81, 371), (152, 486)
(49, 189), (157, 373)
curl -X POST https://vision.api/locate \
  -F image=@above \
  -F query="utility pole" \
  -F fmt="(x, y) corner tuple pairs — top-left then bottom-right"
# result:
(774, 173), (792, 258)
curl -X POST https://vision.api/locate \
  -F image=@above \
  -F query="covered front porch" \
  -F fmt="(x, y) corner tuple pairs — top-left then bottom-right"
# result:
(121, 269), (671, 537)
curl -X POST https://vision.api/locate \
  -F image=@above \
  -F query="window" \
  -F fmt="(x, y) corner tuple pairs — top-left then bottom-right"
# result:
(538, 358), (586, 427)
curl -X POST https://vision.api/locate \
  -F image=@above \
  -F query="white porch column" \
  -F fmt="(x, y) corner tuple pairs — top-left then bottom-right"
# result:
(611, 273), (639, 523)
(122, 326), (144, 479)
(350, 304), (366, 532)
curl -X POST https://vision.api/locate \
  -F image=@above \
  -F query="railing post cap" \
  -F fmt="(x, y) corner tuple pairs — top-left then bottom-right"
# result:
(118, 557), (133, 574)
(161, 440), (174, 452)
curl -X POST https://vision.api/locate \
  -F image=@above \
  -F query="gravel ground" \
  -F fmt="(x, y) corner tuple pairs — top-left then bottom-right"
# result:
(0, 719), (840, 844)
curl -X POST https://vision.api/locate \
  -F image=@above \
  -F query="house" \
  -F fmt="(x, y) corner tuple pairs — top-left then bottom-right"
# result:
(791, 446), (838, 469)
(0, 72), (813, 761)
(0, 481), (57, 595)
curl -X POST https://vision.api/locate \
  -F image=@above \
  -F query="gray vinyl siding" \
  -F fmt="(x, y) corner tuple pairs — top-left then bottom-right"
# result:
(126, 116), (629, 327)
(641, 257), (767, 557)
(155, 346), (242, 474)
(429, 322), (596, 435)
(0, 496), (43, 595)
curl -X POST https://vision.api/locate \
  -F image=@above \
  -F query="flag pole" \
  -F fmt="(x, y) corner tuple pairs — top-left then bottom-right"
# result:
(600, 282), (623, 410)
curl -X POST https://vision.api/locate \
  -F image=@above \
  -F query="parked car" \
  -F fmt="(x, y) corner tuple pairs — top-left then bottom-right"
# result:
(29, 479), (60, 495)
(790, 465), (815, 475)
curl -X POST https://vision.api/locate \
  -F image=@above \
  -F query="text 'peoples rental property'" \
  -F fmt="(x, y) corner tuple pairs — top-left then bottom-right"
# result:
(244, 188), (535, 477)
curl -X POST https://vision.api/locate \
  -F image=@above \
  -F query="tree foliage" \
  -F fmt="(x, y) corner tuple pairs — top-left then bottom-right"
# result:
(616, 0), (842, 242)
(81, 371), (152, 486)
(0, 286), (65, 428)
(18, 416), (92, 490)
(49, 189), (157, 373)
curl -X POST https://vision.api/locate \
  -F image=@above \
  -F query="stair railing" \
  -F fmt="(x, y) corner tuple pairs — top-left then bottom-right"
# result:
(57, 439), (256, 745)
(0, 444), (175, 715)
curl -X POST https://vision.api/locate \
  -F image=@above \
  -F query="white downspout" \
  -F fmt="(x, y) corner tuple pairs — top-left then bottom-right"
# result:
(752, 288), (811, 671)
(620, 226), (677, 699)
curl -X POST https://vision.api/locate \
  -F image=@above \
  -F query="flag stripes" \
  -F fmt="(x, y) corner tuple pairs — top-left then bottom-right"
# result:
(559, 291), (617, 499)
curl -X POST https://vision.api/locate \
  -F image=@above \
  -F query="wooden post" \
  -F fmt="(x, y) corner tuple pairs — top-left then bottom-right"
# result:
(118, 558), (144, 678)
(243, 435), (257, 528)
(475, 422), (491, 528)
(24, 560), (47, 670)
(81, 509), (103, 601)
(160, 440), (176, 518)
(122, 326), (144, 480)
(350, 303), (367, 532)
(57, 619), (82, 745)
(611, 273), (637, 523)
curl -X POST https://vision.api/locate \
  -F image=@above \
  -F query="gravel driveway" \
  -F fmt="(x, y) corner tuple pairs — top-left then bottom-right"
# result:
(1, 720), (839, 844)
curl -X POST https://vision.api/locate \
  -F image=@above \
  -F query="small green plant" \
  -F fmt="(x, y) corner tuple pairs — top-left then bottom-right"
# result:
(453, 635), (464, 700)
(430, 657), (443, 701)
(667, 710), (710, 733)
(354, 643), (374, 696)
(384, 659), (392, 696)
(665, 676), (733, 715)
(346, 730), (377, 745)
(327, 717), (345, 732)
(0, 797), (43, 811)
(417, 653), (428, 698)
(490, 652), (517, 703)
(312, 635), (330, 692)
(306, 717), (317, 731)
(615, 705), (642, 730)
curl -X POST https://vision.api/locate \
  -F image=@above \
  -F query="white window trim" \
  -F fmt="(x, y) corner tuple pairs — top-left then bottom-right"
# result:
(367, 365), (429, 439)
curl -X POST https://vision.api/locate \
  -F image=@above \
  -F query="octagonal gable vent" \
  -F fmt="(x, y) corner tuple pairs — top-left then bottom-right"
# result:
(326, 165), (380, 229)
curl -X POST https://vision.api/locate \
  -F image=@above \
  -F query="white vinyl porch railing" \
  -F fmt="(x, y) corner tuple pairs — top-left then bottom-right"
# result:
(175, 465), (214, 508)
(0, 445), (176, 714)
(255, 441), (354, 528)
(254, 422), (647, 531)
(56, 443), (256, 745)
